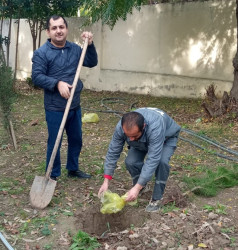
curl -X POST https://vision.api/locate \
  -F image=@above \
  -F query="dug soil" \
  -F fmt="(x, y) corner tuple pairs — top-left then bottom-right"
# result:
(0, 83), (238, 249)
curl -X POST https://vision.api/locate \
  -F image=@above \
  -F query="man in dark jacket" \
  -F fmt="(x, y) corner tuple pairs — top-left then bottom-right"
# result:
(32, 15), (98, 180)
(98, 108), (181, 212)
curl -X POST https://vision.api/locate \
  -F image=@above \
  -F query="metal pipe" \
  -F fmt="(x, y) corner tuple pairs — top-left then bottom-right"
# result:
(0, 232), (14, 250)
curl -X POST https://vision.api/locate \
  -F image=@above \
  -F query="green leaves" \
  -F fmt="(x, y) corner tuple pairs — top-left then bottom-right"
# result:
(81, 0), (145, 29)
(0, 62), (16, 129)
(40, 225), (52, 236)
(70, 230), (100, 250)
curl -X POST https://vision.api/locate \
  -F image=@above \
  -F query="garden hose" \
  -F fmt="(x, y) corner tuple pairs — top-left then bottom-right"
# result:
(179, 136), (238, 162)
(82, 97), (238, 162)
(82, 98), (139, 118)
(181, 128), (238, 157)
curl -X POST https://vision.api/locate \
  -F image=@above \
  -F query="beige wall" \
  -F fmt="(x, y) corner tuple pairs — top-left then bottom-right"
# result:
(3, 0), (236, 98)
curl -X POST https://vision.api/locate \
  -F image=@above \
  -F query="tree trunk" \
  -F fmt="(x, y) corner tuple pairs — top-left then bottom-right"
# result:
(38, 22), (42, 49)
(14, 18), (20, 80)
(202, 84), (237, 118)
(0, 43), (6, 65)
(231, 52), (238, 99)
(6, 16), (12, 67)
(231, 1), (238, 99)
(0, 16), (3, 36)
(28, 19), (38, 51)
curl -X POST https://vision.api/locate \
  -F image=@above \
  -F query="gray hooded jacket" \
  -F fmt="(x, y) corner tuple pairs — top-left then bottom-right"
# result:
(104, 107), (181, 186)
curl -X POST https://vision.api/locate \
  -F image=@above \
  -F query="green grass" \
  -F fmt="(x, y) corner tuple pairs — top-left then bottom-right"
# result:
(221, 227), (235, 233)
(183, 165), (238, 196)
(203, 203), (227, 214)
(19, 209), (59, 236)
(21, 143), (33, 151)
(162, 201), (180, 214)
(43, 244), (53, 250)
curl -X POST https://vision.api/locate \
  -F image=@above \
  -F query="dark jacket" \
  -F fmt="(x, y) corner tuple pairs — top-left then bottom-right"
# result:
(32, 39), (98, 111)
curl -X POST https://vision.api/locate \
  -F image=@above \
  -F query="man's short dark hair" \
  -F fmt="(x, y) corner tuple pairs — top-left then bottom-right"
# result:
(46, 15), (68, 30)
(121, 112), (145, 132)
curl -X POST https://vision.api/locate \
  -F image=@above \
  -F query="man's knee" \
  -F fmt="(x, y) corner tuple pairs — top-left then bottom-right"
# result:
(160, 157), (170, 168)
(155, 157), (171, 180)
(125, 157), (136, 169)
(125, 157), (144, 173)
(161, 145), (176, 165)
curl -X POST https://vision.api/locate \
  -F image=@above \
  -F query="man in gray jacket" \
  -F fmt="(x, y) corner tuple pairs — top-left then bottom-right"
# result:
(98, 107), (181, 212)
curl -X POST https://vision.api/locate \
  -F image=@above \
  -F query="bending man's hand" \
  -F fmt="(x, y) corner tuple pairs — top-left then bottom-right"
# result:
(125, 184), (143, 202)
(57, 81), (72, 99)
(98, 178), (109, 198)
(81, 31), (93, 45)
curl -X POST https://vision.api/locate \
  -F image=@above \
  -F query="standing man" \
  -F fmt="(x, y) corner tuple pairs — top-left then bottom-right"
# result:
(98, 108), (181, 212)
(32, 15), (98, 181)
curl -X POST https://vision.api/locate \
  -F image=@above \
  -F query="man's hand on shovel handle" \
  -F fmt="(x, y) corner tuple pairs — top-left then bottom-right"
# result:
(57, 81), (72, 99)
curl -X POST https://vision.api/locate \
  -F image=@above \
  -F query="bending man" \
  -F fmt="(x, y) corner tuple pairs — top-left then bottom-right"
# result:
(98, 107), (181, 212)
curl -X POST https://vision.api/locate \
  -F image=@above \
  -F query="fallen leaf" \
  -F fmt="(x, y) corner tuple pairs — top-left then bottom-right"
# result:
(167, 212), (177, 218)
(11, 229), (19, 234)
(65, 197), (72, 202)
(104, 243), (110, 249)
(188, 244), (194, 250)
(29, 119), (38, 126)
(59, 232), (70, 246)
(23, 238), (35, 243)
(36, 236), (45, 241)
(217, 221), (222, 227)
(160, 223), (170, 231)
(198, 243), (207, 248)
(129, 233), (139, 239)
(25, 243), (30, 250)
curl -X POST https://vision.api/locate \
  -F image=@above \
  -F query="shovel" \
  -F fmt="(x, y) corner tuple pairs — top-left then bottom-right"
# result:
(30, 38), (89, 209)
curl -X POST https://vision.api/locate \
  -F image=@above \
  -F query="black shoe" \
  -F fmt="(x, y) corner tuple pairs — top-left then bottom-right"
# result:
(50, 176), (57, 181)
(68, 170), (91, 179)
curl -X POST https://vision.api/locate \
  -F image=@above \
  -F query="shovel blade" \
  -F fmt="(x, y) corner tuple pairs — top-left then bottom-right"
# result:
(29, 176), (57, 209)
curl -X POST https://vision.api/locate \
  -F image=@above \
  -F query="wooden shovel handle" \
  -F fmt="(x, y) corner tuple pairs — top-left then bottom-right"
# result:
(45, 38), (89, 179)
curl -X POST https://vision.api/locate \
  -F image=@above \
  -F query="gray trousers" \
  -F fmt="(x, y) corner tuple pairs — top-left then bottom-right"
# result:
(125, 137), (178, 201)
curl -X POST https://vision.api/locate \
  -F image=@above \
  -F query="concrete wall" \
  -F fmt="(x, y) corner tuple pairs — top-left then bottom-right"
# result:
(2, 0), (236, 98)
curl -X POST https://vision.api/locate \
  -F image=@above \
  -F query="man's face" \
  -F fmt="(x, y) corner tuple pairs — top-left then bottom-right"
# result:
(122, 124), (144, 141)
(47, 17), (68, 47)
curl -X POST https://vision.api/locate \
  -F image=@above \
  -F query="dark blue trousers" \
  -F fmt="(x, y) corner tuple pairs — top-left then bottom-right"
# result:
(45, 108), (82, 177)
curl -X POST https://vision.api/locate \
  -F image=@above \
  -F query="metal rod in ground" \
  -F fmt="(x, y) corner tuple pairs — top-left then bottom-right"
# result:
(0, 232), (14, 250)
